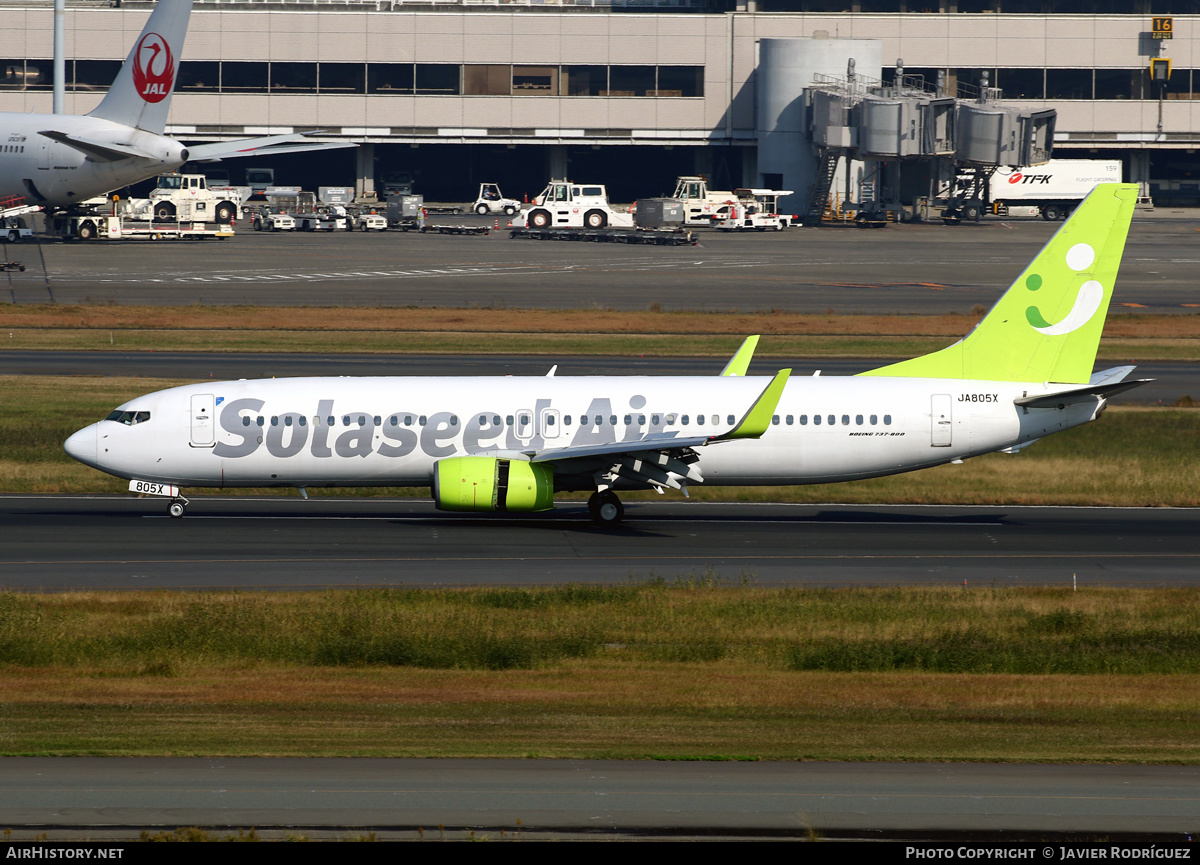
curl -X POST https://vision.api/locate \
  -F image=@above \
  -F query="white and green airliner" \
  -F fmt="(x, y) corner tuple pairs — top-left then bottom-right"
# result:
(65, 183), (1147, 526)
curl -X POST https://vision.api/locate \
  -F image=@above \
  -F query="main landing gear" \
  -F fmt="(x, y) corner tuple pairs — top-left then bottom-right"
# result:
(587, 490), (624, 528)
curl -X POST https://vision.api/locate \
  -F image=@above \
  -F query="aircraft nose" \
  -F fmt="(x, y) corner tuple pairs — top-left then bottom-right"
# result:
(64, 424), (98, 467)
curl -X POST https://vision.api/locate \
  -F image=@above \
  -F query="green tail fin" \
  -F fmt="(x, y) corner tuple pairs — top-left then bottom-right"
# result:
(861, 183), (1138, 384)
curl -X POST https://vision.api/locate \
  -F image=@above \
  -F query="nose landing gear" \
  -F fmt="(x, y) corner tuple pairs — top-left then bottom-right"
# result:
(167, 496), (189, 519)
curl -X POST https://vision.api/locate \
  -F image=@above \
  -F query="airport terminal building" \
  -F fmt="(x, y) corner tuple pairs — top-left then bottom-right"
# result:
(3, 0), (1199, 204)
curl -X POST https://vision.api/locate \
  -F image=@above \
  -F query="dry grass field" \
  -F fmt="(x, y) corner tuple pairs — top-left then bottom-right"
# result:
(1, 586), (1198, 760)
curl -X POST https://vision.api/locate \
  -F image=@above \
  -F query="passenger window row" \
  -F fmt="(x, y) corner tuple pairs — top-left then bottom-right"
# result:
(238, 410), (893, 430)
(770, 413), (893, 426)
(241, 414), (461, 428)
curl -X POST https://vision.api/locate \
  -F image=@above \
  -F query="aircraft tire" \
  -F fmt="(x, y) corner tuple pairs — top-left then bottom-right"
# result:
(589, 491), (623, 528)
(168, 501), (186, 519)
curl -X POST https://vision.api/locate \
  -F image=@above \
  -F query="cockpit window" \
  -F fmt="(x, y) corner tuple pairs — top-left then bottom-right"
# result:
(105, 410), (150, 425)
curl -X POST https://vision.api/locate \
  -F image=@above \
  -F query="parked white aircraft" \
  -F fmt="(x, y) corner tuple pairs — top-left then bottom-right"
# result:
(65, 184), (1147, 526)
(0, 0), (350, 211)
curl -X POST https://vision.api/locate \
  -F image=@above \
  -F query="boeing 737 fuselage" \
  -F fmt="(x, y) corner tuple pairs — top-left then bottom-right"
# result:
(64, 184), (1147, 526)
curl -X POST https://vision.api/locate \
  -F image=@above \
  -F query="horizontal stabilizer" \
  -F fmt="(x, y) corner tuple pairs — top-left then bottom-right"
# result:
(1015, 378), (1153, 409)
(186, 134), (356, 163)
(38, 130), (158, 163)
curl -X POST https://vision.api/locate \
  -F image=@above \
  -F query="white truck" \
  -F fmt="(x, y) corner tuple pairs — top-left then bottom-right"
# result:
(712, 189), (796, 231)
(144, 173), (241, 224)
(671, 175), (738, 225)
(516, 180), (633, 229)
(349, 210), (388, 231)
(473, 183), (520, 216)
(990, 160), (1123, 221)
(1, 214), (34, 242)
(249, 206), (296, 232)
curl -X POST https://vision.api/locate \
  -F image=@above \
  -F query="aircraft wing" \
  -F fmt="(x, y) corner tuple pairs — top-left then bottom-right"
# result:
(185, 133), (357, 163)
(38, 130), (160, 163)
(528, 368), (792, 492)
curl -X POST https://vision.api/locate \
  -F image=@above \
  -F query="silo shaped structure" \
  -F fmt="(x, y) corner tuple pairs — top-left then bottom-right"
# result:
(756, 38), (882, 215)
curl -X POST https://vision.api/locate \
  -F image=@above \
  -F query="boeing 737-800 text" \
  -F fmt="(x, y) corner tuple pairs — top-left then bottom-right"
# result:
(65, 184), (1146, 526)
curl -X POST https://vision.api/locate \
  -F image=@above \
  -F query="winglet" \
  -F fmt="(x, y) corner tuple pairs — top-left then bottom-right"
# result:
(717, 368), (791, 440)
(720, 335), (760, 376)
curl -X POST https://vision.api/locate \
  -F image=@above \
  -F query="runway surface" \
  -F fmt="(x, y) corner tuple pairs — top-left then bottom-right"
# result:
(1, 758), (1196, 840)
(4, 214), (1200, 313)
(2, 498), (1196, 590)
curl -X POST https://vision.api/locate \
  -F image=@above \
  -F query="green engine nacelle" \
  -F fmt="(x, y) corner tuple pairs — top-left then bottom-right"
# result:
(433, 456), (555, 513)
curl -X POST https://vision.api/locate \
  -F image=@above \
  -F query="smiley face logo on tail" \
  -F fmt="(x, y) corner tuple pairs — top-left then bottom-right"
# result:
(1025, 242), (1105, 336)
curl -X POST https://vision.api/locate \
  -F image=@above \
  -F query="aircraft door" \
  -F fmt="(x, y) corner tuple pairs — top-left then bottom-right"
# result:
(931, 394), (952, 447)
(190, 393), (215, 447)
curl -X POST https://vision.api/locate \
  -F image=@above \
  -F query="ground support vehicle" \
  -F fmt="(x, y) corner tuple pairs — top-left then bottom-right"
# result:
(348, 210), (388, 231)
(2, 260), (25, 271)
(472, 183), (520, 216)
(990, 160), (1122, 221)
(510, 226), (696, 246)
(670, 176), (739, 225)
(249, 207), (295, 232)
(515, 180), (634, 230)
(425, 204), (464, 215)
(295, 213), (339, 231)
(387, 194), (427, 230)
(380, 170), (414, 198)
(712, 189), (796, 231)
(54, 213), (234, 241)
(1, 214), (35, 242)
(147, 173), (240, 224)
(246, 168), (275, 197)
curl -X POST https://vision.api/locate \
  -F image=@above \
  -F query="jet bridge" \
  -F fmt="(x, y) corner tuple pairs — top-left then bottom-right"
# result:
(774, 60), (1056, 225)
